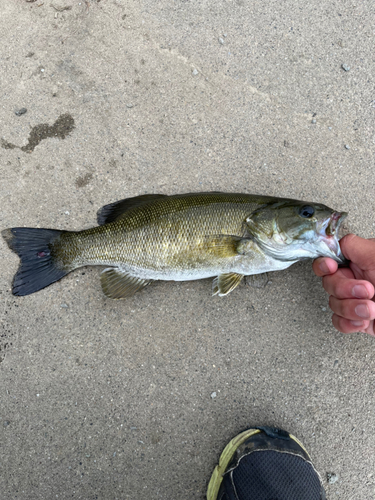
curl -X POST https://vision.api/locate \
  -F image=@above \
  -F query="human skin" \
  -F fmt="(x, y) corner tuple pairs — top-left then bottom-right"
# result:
(313, 234), (375, 336)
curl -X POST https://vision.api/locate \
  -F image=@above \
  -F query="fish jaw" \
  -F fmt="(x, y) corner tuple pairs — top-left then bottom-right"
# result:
(315, 211), (348, 263)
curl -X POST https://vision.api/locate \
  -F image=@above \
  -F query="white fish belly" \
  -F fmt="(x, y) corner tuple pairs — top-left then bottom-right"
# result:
(112, 253), (297, 282)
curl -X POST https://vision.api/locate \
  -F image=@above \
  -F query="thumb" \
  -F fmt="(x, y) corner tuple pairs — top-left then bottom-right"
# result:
(339, 234), (375, 270)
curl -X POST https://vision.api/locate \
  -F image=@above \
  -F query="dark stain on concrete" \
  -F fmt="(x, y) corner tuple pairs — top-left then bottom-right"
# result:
(76, 172), (93, 188)
(108, 158), (117, 169)
(1, 114), (75, 152)
(21, 114), (75, 152)
(1, 139), (17, 149)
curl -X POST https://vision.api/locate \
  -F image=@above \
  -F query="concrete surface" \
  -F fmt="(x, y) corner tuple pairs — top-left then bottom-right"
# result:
(1, 1), (374, 499)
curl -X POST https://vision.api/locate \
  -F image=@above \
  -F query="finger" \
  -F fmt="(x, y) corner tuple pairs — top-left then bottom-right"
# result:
(329, 297), (375, 321)
(312, 257), (338, 277)
(340, 234), (375, 270)
(331, 314), (370, 334)
(322, 274), (374, 300)
(364, 320), (375, 337)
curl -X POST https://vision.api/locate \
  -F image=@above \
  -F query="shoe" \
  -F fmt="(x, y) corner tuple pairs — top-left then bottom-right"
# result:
(207, 426), (326, 500)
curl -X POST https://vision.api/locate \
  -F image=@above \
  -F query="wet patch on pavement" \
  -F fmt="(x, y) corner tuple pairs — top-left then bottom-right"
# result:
(1, 113), (75, 152)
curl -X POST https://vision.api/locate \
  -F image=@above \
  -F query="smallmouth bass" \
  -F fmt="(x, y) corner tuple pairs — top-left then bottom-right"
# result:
(2, 192), (347, 299)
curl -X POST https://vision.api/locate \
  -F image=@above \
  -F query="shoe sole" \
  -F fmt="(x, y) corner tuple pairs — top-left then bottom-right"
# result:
(206, 427), (311, 500)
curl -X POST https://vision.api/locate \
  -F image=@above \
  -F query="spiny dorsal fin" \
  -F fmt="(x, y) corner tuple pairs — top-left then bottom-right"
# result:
(100, 268), (153, 299)
(97, 194), (168, 225)
(212, 273), (244, 297)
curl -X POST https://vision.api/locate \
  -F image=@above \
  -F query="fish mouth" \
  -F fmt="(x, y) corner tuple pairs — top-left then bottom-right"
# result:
(326, 211), (347, 236)
(318, 211), (348, 263)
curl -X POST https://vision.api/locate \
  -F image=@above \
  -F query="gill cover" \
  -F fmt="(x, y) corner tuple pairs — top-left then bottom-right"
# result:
(245, 201), (347, 263)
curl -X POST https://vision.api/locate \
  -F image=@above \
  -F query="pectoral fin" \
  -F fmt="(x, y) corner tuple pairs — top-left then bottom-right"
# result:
(205, 235), (254, 258)
(101, 268), (153, 299)
(212, 273), (244, 297)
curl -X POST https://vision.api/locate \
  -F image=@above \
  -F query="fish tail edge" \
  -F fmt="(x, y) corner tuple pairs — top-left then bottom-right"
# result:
(2, 227), (68, 296)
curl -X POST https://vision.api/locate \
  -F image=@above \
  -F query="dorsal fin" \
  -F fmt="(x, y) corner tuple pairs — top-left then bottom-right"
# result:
(97, 194), (168, 225)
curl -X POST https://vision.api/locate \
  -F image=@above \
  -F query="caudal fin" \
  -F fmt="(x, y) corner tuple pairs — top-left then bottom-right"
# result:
(2, 227), (68, 296)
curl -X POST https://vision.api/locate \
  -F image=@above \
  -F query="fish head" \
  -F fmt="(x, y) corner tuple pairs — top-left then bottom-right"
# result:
(246, 200), (348, 263)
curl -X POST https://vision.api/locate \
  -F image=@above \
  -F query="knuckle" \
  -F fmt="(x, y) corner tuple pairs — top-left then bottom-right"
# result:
(332, 314), (345, 333)
(322, 275), (333, 292)
(329, 296), (340, 313)
(330, 297), (349, 317)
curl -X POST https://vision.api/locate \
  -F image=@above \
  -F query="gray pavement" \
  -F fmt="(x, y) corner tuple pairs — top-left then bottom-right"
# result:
(1, 1), (375, 499)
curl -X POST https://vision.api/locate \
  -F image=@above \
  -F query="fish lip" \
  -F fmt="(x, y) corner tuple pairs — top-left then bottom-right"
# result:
(317, 211), (347, 237)
(326, 211), (348, 236)
(318, 211), (348, 262)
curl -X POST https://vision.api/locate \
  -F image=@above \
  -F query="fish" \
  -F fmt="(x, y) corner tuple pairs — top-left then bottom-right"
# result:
(1, 192), (347, 299)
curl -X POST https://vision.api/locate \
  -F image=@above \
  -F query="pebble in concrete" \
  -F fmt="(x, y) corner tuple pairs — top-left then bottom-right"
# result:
(327, 472), (339, 484)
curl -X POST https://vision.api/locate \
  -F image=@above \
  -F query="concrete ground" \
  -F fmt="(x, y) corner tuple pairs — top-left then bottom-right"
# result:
(1, 1), (374, 498)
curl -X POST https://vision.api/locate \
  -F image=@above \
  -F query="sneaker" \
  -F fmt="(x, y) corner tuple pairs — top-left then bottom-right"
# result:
(207, 426), (326, 500)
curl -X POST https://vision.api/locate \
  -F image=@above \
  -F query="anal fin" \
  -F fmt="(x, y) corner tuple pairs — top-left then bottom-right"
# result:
(212, 273), (244, 297)
(100, 268), (153, 299)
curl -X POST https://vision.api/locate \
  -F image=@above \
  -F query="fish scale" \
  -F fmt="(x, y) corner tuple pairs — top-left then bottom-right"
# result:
(2, 192), (347, 298)
(60, 194), (258, 273)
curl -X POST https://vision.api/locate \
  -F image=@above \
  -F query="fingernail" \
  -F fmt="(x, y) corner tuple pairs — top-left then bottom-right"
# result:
(352, 285), (369, 299)
(319, 261), (330, 274)
(351, 320), (364, 327)
(355, 304), (370, 319)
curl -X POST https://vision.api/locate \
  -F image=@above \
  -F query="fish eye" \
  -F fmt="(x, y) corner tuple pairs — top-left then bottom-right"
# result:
(298, 205), (315, 218)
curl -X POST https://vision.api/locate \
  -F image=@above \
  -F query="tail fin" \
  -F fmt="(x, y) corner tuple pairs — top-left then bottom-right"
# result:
(2, 227), (68, 296)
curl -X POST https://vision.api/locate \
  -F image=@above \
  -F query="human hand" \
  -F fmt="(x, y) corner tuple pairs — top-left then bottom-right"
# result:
(313, 234), (375, 336)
